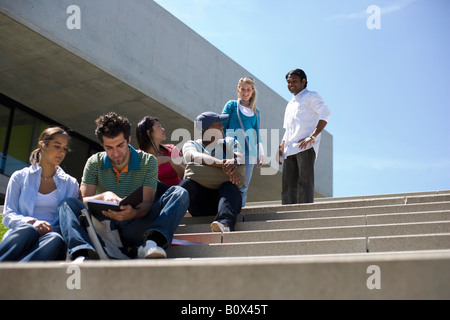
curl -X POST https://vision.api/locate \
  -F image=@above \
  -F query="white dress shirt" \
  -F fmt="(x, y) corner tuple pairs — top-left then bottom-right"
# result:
(282, 88), (331, 159)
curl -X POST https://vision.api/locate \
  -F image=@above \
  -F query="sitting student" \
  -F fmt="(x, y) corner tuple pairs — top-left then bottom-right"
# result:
(58, 112), (189, 260)
(1, 127), (79, 262)
(179, 112), (244, 232)
(136, 116), (185, 197)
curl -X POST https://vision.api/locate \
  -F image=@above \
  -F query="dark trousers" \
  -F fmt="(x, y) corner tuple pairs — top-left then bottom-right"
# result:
(178, 179), (242, 230)
(281, 147), (316, 204)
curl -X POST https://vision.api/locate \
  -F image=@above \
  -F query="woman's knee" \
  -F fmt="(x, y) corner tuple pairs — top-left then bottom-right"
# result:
(58, 197), (85, 218)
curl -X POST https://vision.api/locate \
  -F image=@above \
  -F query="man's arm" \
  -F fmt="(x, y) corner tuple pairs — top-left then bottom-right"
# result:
(298, 119), (328, 150)
(80, 184), (117, 205)
(81, 184), (155, 221)
(277, 140), (285, 165)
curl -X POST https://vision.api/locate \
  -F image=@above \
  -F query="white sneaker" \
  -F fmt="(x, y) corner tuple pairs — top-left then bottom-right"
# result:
(138, 240), (167, 259)
(72, 256), (87, 264)
(211, 221), (230, 233)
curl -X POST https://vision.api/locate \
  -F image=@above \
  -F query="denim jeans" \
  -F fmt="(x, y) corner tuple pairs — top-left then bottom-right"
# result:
(0, 224), (66, 262)
(240, 154), (255, 207)
(178, 179), (242, 230)
(281, 147), (315, 204)
(58, 185), (189, 259)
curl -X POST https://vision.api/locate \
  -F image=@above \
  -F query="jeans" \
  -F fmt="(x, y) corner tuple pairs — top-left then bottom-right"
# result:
(281, 147), (315, 204)
(58, 186), (189, 259)
(240, 154), (255, 207)
(0, 224), (66, 262)
(178, 179), (242, 230)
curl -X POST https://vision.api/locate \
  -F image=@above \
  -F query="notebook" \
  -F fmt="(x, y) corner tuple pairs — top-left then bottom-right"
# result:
(87, 186), (143, 220)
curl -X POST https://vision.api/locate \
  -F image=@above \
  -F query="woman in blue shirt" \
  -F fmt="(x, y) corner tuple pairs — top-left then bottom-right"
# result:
(0, 127), (79, 261)
(221, 77), (263, 207)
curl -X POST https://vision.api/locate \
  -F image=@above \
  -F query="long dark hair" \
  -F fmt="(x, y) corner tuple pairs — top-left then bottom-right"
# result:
(136, 116), (168, 153)
(29, 127), (70, 165)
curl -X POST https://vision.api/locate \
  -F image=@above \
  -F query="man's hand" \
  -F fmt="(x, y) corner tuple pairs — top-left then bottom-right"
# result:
(222, 159), (241, 185)
(102, 205), (137, 222)
(277, 148), (283, 165)
(298, 136), (315, 150)
(99, 191), (122, 203)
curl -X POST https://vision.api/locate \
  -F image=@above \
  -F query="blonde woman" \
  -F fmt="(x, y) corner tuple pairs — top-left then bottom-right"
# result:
(1, 127), (79, 261)
(221, 77), (263, 207)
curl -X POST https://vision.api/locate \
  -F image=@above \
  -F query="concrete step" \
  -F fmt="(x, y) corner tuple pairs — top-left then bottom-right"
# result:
(241, 201), (450, 221)
(177, 210), (450, 234)
(242, 193), (450, 214)
(245, 189), (450, 207)
(174, 221), (450, 245)
(168, 237), (368, 258)
(1, 250), (449, 299)
(169, 233), (450, 259)
(170, 192), (450, 264)
(1, 190), (450, 300)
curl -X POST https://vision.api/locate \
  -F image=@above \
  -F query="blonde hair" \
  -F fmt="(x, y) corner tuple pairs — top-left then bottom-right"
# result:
(237, 77), (257, 113)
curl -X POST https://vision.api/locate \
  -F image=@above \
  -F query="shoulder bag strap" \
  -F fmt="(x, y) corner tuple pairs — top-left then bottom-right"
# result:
(236, 99), (251, 150)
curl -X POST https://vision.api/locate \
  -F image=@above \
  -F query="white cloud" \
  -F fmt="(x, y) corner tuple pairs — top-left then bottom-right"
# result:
(329, 0), (417, 20)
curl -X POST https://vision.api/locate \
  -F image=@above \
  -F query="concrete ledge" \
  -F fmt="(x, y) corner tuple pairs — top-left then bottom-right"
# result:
(242, 193), (450, 214)
(1, 250), (449, 299)
(166, 237), (367, 258)
(367, 210), (450, 224)
(218, 221), (450, 243)
(177, 213), (450, 234)
(368, 234), (450, 252)
(242, 202), (450, 221)
(2, 190), (450, 300)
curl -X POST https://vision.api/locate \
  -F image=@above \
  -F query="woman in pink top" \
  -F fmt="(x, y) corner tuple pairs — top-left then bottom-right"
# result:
(136, 116), (185, 190)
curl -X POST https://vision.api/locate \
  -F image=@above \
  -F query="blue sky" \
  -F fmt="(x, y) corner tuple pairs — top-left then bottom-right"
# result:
(154, 0), (450, 198)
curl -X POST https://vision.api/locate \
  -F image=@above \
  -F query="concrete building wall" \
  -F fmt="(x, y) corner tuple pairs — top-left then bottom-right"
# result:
(0, 0), (332, 201)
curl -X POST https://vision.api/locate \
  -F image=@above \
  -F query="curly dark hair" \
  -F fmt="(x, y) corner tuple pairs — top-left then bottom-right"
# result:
(94, 112), (131, 144)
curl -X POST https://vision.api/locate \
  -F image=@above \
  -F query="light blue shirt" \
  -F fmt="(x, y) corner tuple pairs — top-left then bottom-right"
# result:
(2, 163), (79, 231)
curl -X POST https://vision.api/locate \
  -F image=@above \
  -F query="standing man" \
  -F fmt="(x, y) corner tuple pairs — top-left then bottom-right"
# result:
(278, 69), (331, 204)
(58, 112), (189, 260)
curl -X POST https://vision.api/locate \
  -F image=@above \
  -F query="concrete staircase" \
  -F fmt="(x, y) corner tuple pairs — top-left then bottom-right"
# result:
(1, 190), (450, 300)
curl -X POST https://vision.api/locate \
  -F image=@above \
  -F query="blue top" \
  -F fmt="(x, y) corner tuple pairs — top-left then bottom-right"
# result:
(2, 163), (79, 232)
(221, 100), (261, 161)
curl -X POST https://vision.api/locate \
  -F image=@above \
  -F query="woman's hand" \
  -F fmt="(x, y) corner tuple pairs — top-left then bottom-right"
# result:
(32, 220), (53, 236)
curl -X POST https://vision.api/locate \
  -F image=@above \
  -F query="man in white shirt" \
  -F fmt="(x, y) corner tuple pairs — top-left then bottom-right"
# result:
(277, 69), (331, 204)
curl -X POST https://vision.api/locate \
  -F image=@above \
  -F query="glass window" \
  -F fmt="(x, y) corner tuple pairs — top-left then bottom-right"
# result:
(0, 104), (11, 174)
(4, 109), (50, 176)
(0, 94), (103, 204)
(61, 137), (90, 183)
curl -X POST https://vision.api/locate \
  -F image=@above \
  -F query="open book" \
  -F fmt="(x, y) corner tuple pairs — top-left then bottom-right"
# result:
(87, 186), (143, 220)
